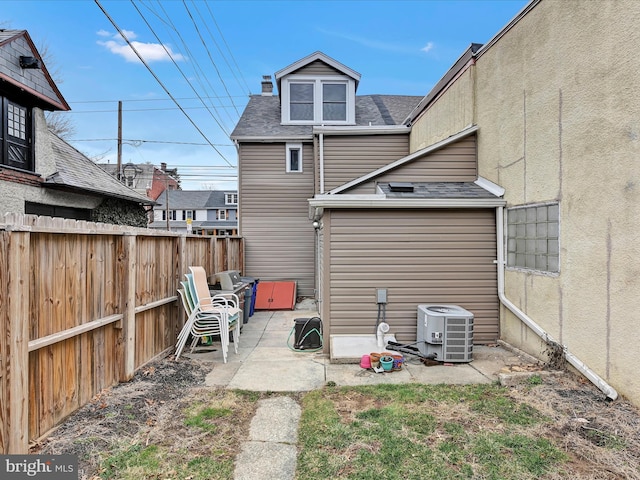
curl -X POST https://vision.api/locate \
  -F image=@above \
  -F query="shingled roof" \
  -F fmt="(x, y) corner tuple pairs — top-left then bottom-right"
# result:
(45, 132), (153, 204)
(0, 29), (69, 111)
(230, 94), (422, 140)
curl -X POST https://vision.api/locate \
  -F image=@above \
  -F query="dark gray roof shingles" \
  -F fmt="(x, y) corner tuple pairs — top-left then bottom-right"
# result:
(46, 132), (153, 204)
(378, 182), (500, 199)
(230, 94), (422, 139)
(154, 190), (237, 209)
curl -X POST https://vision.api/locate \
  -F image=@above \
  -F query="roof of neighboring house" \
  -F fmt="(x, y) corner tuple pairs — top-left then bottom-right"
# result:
(230, 94), (422, 140)
(154, 190), (238, 209)
(45, 132), (153, 204)
(0, 29), (70, 111)
(148, 220), (238, 230)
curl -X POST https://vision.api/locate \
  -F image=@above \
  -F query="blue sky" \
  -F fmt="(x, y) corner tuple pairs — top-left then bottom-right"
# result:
(2, 0), (527, 190)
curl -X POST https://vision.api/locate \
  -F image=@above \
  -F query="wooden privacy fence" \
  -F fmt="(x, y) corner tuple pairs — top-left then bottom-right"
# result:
(0, 214), (244, 454)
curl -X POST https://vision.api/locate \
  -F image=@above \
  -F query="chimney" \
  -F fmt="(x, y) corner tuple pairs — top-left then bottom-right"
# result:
(161, 162), (167, 171)
(261, 75), (273, 96)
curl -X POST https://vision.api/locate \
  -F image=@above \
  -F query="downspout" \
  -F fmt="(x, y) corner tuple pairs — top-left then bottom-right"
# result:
(496, 207), (618, 401)
(319, 133), (325, 193)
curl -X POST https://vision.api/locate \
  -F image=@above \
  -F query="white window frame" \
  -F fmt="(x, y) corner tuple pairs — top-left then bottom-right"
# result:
(218, 209), (227, 220)
(225, 193), (238, 205)
(281, 75), (355, 125)
(286, 143), (303, 173)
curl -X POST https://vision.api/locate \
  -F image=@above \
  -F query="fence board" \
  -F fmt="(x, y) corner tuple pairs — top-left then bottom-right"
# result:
(0, 214), (244, 453)
(7, 230), (30, 453)
(0, 232), (7, 453)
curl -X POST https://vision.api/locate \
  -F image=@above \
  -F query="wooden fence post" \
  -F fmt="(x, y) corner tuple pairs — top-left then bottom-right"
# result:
(122, 233), (136, 381)
(7, 229), (30, 453)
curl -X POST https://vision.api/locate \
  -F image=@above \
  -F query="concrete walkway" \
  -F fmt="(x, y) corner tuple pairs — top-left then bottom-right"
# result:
(184, 303), (540, 480)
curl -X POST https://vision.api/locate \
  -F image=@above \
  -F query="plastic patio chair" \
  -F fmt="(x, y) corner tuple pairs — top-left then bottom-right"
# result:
(174, 267), (241, 362)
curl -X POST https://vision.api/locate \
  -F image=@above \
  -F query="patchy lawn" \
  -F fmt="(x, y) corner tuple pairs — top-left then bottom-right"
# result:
(32, 358), (640, 479)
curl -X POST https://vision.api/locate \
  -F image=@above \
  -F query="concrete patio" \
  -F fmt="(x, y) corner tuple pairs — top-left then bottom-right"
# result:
(184, 301), (540, 391)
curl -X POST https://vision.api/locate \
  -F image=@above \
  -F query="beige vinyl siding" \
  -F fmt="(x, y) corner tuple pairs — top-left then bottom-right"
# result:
(325, 209), (498, 343)
(239, 143), (316, 296)
(322, 134), (410, 192)
(294, 60), (342, 76)
(343, 135), (478, 193)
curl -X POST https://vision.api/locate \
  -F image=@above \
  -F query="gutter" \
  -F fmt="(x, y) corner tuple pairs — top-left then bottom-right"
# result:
(496, 206), (618, 401)
(309, 195), (505, 209)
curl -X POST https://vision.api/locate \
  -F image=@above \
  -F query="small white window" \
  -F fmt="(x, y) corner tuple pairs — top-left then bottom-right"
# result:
(225, 193), (238, 205)
(218, 210), (227, 220)
(286, 143), (303, 173)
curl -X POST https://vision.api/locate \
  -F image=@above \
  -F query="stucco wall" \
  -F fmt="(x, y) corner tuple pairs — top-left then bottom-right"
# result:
(409, 67), (475, 151)
(410, 0), (640, 405)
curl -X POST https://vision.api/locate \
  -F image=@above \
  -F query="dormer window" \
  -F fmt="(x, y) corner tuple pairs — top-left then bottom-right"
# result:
(281, 76), (355, 125)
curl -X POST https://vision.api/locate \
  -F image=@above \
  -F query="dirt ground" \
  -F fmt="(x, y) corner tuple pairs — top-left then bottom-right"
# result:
(32, 356), (640, 479)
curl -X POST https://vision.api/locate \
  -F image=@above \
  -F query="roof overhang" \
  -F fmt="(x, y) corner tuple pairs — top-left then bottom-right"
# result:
(313, 125), (411, 135)
(231, 135), (314, 143)
(309, 194), (505, 210)
(43, 179), (155, 205)
(275, 51), (361, 83)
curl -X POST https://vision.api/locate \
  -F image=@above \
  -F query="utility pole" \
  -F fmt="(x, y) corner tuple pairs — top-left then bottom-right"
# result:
(165, 169), (170, 231)
(117, 100), (123, 180)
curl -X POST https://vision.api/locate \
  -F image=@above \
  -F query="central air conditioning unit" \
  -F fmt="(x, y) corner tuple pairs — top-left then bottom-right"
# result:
(417, 304), (474, 363)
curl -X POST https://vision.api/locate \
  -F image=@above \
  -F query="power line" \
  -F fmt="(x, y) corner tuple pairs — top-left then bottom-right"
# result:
(203, 1), (252, 95)
(62, 106), (240, 114)
(129, 0), (234, 138)
(183, 0), (241, 116)
(94, 0), (235, 168)
(68, 95), (248, 104)
(71, 137), (235, 146)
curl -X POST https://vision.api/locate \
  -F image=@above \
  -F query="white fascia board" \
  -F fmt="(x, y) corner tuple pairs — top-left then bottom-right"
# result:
(308, 195), (506, 209)
(231, 135), (314, 143)
(275, 51), (361, 82)
(313, 125), (410, 135)
(475, 176), (505, 197)
(330, 124), (478, 194)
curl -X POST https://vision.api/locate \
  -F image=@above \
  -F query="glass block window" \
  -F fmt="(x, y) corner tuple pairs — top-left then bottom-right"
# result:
(507, 203), (559, 273)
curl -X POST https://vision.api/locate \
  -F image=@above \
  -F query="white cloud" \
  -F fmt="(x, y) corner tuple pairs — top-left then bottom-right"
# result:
(97, 30), (185, 63)
(421, 42), (435, 53)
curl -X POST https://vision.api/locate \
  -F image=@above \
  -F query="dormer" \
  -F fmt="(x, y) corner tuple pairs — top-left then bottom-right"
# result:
(275, 51), (360, 126)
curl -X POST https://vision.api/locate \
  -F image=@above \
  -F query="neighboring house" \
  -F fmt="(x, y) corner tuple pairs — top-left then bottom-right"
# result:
(149, 189), (238, 235)
(0, 29), (152, 222)
(98, 161), (180, 201)
(231, 51), (424, 299)
(404, 0), (640, 406)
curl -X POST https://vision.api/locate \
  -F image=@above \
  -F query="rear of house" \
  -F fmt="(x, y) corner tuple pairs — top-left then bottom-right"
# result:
(233, 51), (505, 354)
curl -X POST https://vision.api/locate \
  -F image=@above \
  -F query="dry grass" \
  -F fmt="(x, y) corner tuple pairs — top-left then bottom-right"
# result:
(32, 356), (640, 479)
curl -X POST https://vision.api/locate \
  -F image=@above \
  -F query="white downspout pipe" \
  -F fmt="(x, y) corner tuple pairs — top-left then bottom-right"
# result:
(319, 133), (325, 194)
(496, 207), (618, 401)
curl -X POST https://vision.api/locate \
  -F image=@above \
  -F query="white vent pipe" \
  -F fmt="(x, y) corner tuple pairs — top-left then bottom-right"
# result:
(496, 207), (618, 400)
(377, 322), (390, 348)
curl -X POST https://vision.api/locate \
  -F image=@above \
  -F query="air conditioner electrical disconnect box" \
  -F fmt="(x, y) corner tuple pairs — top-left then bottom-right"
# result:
(417, 304), (474, 363)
